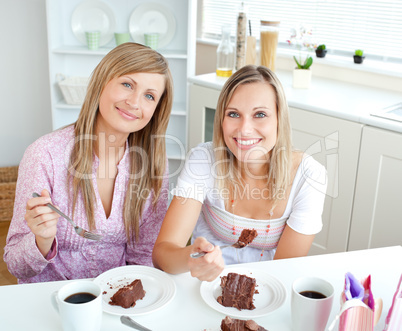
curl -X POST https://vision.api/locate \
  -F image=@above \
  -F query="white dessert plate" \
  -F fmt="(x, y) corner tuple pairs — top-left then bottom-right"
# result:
(93, 265), (176, 316)
(71, 0), (116, 46)
(200, 267), (286, 318)
(128, 2), (176, 48)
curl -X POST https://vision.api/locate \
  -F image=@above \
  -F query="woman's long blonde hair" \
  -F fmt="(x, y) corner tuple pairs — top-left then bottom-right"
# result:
(213, 65), (292, 205)
(68, 43), (173, 241)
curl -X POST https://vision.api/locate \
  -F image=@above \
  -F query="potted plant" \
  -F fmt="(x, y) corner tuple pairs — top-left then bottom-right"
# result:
(293, 55), (313, 70)
(353, 49), (365, 64)
(288, 24), (315, 88)
(315, 44), (327, 58)
(292, 55), (313, 89)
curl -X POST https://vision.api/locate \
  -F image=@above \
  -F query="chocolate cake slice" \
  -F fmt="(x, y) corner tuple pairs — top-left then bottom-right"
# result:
(217, 273), (256, 310)
(220, 316), (268, 331)
(109, 279), (145, 309)
(237, 229), (258, 247)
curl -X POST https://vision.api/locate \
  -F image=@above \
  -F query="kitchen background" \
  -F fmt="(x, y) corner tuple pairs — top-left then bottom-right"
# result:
(1, 0), (402, 281)
(0, 0), (52, 168)
(1, 0), (402, 168)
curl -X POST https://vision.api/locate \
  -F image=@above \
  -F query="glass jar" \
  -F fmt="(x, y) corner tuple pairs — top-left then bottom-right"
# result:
(216, 25), (234, 77)
(260, 20), (280, 71)
(235, 2), (247, 70)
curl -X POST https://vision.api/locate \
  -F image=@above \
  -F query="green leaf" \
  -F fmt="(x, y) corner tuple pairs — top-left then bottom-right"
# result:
(355, 49), (363, 56)
(293, 56), (302, 69)
(303, 57), (313, 69)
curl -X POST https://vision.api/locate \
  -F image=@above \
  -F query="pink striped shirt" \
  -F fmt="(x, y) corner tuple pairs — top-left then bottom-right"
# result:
(4, 125), (168, 283)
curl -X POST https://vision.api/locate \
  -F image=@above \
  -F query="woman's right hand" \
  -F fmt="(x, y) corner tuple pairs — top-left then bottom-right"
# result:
(25, 189), (59, 256)
(152, 197), (225, 281)
(187, 237), (225, 282)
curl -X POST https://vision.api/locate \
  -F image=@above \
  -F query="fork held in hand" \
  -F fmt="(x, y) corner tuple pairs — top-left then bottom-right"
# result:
(32, 192), (102, 241)
(190, 242), (245, 258)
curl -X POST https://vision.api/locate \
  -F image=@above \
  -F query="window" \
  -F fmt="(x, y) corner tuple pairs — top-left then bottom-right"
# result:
(201, 0), (402, 63)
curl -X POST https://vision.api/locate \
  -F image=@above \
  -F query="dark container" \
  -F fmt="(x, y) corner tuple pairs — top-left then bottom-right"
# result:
(353, 55), (365, 64)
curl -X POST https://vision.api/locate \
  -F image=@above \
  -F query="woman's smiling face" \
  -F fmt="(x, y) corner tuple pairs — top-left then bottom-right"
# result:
(222, 81), (278, 165)
(97, 72), (165, 137)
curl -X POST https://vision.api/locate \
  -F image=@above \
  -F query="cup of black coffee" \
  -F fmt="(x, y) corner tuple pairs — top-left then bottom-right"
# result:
(299, 290), (327, 299)
(64, 292), (97, 304)
(291, 276), (334, 331)
(51, 280), (102, 331)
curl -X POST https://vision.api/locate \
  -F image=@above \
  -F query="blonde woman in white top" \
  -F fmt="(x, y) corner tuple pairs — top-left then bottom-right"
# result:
(153, 65), (327, 282)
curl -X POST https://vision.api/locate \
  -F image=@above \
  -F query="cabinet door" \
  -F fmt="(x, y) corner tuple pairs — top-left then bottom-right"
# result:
(349, 126), (402, 250)
(188, 84), (221, 149)
(290, 108), (363, 255)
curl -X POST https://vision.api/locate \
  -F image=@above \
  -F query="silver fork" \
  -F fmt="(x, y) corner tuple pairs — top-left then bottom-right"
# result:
(32, 192), (102, 241)
(190, 241), (246, 258)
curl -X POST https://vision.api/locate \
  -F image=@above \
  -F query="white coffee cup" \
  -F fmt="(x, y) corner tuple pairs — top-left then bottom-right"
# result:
(291, 276), (334, 331)
(51, 280), (102, 331)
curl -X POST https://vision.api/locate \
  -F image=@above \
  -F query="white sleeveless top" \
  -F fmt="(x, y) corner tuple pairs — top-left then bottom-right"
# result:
(172, 142), (327, 264)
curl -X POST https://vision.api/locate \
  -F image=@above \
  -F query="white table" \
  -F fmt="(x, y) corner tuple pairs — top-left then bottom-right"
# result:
(0, 246), (400, 331)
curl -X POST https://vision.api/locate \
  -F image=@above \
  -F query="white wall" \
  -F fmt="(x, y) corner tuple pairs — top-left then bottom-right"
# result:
(0, 0), (52, 167)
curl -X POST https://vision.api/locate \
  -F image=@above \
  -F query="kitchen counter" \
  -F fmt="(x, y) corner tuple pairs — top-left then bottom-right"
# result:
(188, 71), (402, 133)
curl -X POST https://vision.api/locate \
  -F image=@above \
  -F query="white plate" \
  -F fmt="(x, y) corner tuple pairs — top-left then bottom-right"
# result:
(71, 0), (116, 46)
(93, 265), (176, 316)
(200, 267), (286, 318)
(129, 2), (176, 48)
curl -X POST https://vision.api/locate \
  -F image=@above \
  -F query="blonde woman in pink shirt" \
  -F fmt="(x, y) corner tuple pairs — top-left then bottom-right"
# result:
(4, 43), (173, 283)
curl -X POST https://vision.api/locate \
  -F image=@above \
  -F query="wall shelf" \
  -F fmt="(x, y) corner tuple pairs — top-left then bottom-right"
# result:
(46, 0), (197, 190)
(52, 46), (188, 59)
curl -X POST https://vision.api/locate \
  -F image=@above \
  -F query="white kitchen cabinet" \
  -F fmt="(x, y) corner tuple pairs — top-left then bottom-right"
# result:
(348, 126), (402, 250)
(45, 0), (197, 189)
(188, 84), (221, 150)
(289, 107), (363, 255)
